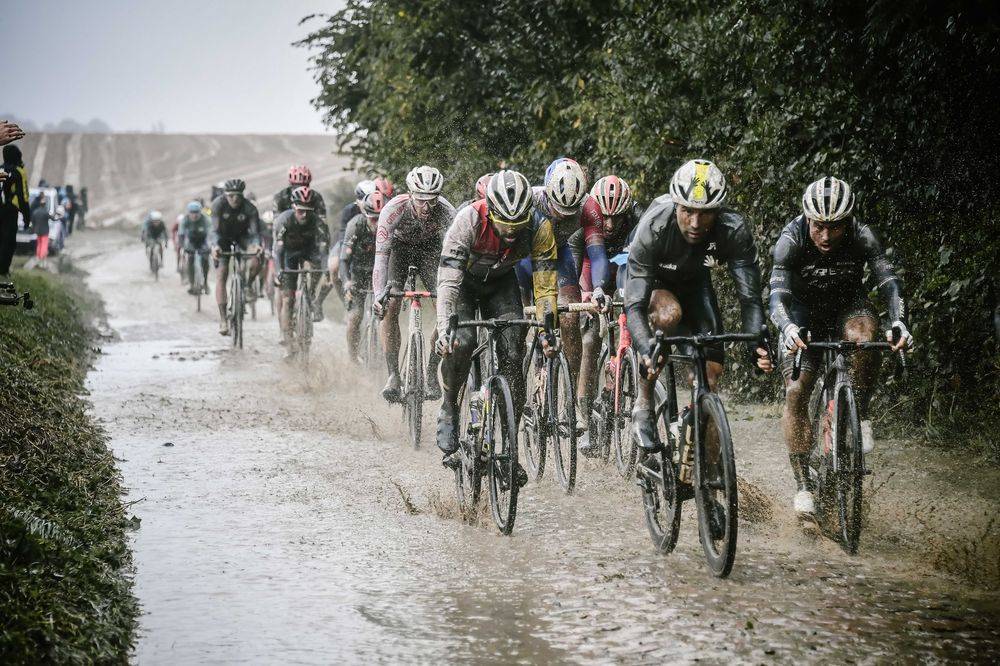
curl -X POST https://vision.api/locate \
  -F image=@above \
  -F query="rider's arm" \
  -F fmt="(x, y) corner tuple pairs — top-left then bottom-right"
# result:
(623, 216), (659, 354)
(273, 224), (285, 272)
(436, 207), (476, 334)
(581, 197), (609, 289)
(340, 219), (357, 283)
(768, 229), (799, 332)
(246, 204), (261, 247)
(859, 222), (906, 325)
(531, 219), (559, 320)
(723, 218), (766, 335)
(371, 199), (402, 297)
(209, 199), (223, 249)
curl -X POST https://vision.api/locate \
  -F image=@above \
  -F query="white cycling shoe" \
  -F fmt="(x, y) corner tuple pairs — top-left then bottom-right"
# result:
(860, 420), (875, 454)
(794, 490), (816, 516)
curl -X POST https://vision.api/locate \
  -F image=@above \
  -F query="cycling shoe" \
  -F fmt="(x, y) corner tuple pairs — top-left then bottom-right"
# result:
(381, 372), (402, 403)
(630, 406), (662, 453)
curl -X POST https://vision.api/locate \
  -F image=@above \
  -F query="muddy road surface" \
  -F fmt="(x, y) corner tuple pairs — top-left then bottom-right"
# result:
(78, 231), (1000, 663)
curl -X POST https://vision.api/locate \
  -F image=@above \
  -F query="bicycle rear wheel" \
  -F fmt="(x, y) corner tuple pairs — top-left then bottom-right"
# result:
(454, 374), (483, 516)
(403, 332), (424, 449)
(486, 375), (520, 534)
(612, 349), (639, 478)
(550, 351), (577, 493)
(520, 343), (546, 482)
(693, 393), (738, 578)
(835, 386), (864, 554)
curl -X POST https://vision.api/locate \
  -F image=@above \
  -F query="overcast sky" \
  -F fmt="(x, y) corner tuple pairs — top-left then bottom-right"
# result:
(0, 0), (345, 134)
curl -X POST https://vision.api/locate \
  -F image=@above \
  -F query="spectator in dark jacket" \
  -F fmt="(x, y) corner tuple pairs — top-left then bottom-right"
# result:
(31, 192), (51, 263)
(0, 143), (31, 277)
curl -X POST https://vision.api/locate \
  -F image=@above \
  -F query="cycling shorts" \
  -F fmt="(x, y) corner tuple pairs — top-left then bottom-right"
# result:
(778, 295), (878, 378)
(650, 279), (726, 364)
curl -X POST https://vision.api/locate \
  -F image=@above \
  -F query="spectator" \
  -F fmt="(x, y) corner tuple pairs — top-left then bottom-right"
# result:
(61, 196), (75, 235)
(0, 120), (25, 146)
(79, 187), (88, 228)
(31, 191), (51, 266)
(0, 144), (31, 277)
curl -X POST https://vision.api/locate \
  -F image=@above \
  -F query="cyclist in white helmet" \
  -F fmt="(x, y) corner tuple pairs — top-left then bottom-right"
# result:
(372, 165), (456, 403)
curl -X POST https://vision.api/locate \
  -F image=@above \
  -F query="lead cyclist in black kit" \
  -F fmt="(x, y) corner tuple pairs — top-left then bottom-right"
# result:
(210, 178), (263, 335)
(769, 176), (912, 515)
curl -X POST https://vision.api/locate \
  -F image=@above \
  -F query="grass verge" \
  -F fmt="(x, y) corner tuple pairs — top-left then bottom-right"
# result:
(0, 267), (137, 663)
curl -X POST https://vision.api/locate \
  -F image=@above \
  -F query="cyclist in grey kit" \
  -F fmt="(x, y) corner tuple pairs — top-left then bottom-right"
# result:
(340, 190), (384, 362)
(769, 176), (912, 516)
(210, 178), (263, 335)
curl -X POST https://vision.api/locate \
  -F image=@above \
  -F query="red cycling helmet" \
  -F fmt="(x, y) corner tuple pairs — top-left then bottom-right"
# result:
(362, 190), (386, 217)
(289, 165), (312, 186)
(475, 173), (494, 200)
(291, 186), (316, 210)
(590, 175), (633, 217)
(373, 176), (394, 197)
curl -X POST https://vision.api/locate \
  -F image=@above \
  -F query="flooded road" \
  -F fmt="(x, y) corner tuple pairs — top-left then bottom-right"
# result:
(79, 232), (1000, 663)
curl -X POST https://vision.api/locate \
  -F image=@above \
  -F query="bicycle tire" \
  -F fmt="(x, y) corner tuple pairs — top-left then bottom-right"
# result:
(229, 266), (243, 350)
(612, 349), (639, 478)
(296, 287), (311, 368)
(521, 342), (546, 482)
(486, 374), (520, 535)
(404, 331), (424, 449)
(693, 393), (739, 578)
(550, 350), (577, 493)
(835, 385), (864, 554)
(591, 346), (613, 461)
(194, 256), (204, 313)
(454, 373), (483, 515)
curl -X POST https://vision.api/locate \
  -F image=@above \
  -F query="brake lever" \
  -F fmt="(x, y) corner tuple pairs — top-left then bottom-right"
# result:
(642, 330), (665, 380)
(752, 325), (772, 376)
(790, 327), (810, 382)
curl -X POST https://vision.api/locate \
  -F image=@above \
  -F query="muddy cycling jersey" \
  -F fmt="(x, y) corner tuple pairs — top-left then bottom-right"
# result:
(339, 214), (376, 286)
(372, 193), (456, 296)
(273, 209), (329, 266)
(438, 199), (558, 333)
(334, 201), (361, 245)
(530, 187), (607, 288)
(179, 214), (211, 250)
(569, 201), (645, 292)
(210, 195), (260, 248)
(273, 186), (327, 219)
(142, 218), (168, 242)
(768, 215), (905, 331)
(625, 195), (765, 354)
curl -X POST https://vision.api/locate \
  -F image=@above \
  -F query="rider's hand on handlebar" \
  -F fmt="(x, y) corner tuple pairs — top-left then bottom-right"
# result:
(887, 320), (913, 351)
(372, 297), (386, 320)
(591, 286), (609, 313)
(211, 246), (221, 260)
(435, 329), (458, 356)
(539, 331), (558, 358)
(782, 323), (807, 355)
(755, 345), (774, 373)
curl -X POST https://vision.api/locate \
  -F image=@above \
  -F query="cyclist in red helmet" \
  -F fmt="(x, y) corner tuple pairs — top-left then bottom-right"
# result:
(274, 165), (327, 219)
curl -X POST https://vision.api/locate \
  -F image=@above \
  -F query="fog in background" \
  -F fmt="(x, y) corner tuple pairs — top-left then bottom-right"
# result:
(0, 0), (345, 134)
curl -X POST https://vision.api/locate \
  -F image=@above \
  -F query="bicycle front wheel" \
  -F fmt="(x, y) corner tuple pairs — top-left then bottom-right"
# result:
(455, 374), (483, 516)
(693, 393), (738, 578)
(295, 288), (312, 367)
(835, 386), (864, 554)
(403, 332), (424, 449)
(230, 272), (244, 350)
(591, 346), (613, 462)
(550, 351), (577, 493)
(520, 343), (546, 482)
(486, 375), (520, 535)
(612, 349), (639, 478)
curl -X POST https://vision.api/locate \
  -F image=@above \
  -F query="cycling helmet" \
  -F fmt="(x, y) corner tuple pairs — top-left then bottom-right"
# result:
(405, 165), (444, 199)
(486, 170), (532, 224)
(669, 159), (726, 209)
(354, 179), (376, 200)
(261, 209), (275, 223)
(291, 186), (316, 210)
(373, 176), (394, 197)
(802, 176), (855, 222)
(289, 165), (312, 186)
(186, 201), (201, 213)
(224, 178), (246, 193)
(150, 210), (163, 221)
(475, 173), (494, 200)
(590, 176), (633, 217)
(362, 190), (386, 217)
(544, 158), (588, 215)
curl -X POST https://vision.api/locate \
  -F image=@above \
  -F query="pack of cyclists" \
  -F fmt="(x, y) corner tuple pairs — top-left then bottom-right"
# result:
(142, 157), (913, 522)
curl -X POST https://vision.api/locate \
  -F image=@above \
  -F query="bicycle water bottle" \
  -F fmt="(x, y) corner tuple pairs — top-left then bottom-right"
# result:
(469, 389), (484, 431)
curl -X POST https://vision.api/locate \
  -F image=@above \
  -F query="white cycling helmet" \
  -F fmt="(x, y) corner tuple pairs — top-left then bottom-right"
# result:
(150, 210), (163, 221)
(354, 179), (376, 201)
(802, 176), (855, 222)
(486, 170), (533, 223)
(544, 158), (588, 215)
(669, 159), (727, 209)
(405, 165), (444, 199)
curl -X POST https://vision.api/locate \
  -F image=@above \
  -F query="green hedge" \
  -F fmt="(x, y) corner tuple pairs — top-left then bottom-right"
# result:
(299, 0), (1000, 455)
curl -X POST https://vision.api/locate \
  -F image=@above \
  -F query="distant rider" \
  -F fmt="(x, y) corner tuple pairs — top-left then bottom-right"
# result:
(340, 190), (384, 362)
(210, 178), (262, 335)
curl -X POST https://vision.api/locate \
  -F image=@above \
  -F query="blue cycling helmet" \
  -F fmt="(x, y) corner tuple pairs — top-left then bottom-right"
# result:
(187, 201), (201, 213)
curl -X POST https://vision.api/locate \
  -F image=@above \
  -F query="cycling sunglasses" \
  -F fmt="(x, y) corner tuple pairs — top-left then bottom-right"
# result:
(488, 210), (530, 232)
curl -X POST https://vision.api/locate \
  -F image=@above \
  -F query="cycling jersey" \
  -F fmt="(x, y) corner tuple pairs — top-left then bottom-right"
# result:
(339, 214), (376, 287)
(273, 209), (329, 266)
(768, 215), (905, 332)
(180, 214), (212, 250)
(530, 187), (607, 289)
(437, 199), (557, 334)
(210, 195), (260, 249)
(334, 201), (361, 245)
(372, 193), (456, 296)
(570, 201), (645, 292)
(625, 195), (765, 355)
(273, 186), (327, 219)
(141, 218), (168, 243)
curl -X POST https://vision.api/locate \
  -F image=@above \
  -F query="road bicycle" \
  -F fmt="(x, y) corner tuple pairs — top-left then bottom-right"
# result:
(520, 302), (596, 493)
(445, 313), (542, 535)
(184, 248), (210, 312)
(219, 248), (259, 350)
(146, 240), (164, 280)
(283, 266), (327, 368)
(792, 328), (906, 554)
(381, 265), (435, 449)
(351, 288), (381, 371)
(637, 327), (768, 578)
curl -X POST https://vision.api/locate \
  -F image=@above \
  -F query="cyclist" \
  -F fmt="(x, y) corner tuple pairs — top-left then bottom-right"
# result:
(571, 175), (646, 453)
(140, 211), (169, 262)
(180, 201), (212, 295)
(626, 159), (773, 452)
(210, 178), (262, 335)
(372, 166), (456, 403)
(273, 186), (330, 359)
(328, 178), (387, 309)
(435, 169), (558, 465)
(340, 190), (384, 362)
(457, 172), (493, 210)
(274, 165), (327, 218)
(769, 176), (911, 516)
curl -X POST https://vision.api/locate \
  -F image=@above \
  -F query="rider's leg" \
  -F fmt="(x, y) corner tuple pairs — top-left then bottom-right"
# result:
(380, 296), (403, 400)
(418, 248), (443, 399)
(437, 289), (478, 456)
(216, 257), (230, 334)
(844, 311), (879, 452)
(635, 289), (683, 411)
(346, 297), (362, 361)
(484, 273), (527, 422)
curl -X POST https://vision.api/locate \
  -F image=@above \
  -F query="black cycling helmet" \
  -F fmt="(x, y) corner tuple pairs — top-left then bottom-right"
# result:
(224, 178), (246, 193)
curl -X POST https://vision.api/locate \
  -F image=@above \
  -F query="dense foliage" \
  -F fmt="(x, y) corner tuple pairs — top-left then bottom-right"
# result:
(300, 1), (1000, 454)
(0, 271), (136, 662)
